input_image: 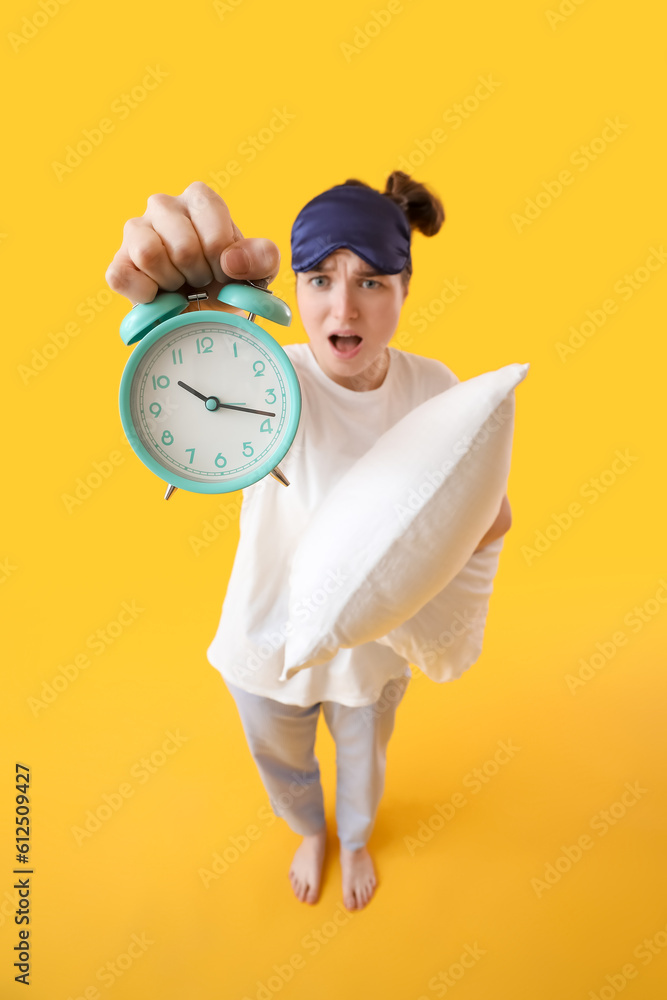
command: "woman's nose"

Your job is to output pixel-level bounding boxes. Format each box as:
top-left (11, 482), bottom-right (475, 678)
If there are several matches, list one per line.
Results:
top-left (330, 282), bottom-right (358, 320)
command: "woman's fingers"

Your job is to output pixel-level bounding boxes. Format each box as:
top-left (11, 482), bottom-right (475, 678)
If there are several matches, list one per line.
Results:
top-left (105, 181), bottom-right (281, 306)
top-left (179, 183), bottom-right (281, 283)
top-left (179, 181), bottom-right (240, 285)
top-left (105, 241), bottom-right (163, 305)
top-left (220, 237), bottom-right (281, 285)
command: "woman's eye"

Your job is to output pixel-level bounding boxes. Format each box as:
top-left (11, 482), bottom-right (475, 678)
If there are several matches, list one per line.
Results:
top-left (308, 276), bottom-right (380, 288)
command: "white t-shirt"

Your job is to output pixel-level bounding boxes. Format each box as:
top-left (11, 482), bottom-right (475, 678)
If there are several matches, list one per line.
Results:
top-left (206, 341), bottom-right (459, 707)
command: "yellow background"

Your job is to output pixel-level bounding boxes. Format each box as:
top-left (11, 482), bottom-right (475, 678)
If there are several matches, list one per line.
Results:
top-left (2, 0), bottom-right (666, 997)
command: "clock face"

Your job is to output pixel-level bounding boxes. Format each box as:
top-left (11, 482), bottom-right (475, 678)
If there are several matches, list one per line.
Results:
top-left (120, 315), bottom-right (301, 492)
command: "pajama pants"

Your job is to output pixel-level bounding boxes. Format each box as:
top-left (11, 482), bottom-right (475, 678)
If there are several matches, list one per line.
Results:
top-left (224, 674), bottom-right (410, 851)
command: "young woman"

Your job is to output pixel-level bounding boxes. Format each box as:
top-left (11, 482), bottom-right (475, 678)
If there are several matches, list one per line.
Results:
top-left (106, 173), bottom-right (511, 912)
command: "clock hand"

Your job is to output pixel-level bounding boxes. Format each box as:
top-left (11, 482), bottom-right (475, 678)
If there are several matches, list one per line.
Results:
top-left (177, 380), bottom-right (207, 402)
top-left (177, 381), bottom-right (275, 417)
top-left (212, 402), bottom-right (276, 416)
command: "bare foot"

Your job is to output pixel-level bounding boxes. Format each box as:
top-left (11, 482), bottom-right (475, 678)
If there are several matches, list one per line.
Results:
top-left (288, 826), bottom-right (327, 904)
top-left (340, 845), bottom-right (377, 910)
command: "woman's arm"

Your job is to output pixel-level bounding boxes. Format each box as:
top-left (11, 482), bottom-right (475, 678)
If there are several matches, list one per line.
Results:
top-left (473, 494), bottom-right (512, 552)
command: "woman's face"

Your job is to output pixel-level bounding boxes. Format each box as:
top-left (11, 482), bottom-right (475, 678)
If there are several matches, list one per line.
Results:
top-left (295, 248), bottom-right (408, 388)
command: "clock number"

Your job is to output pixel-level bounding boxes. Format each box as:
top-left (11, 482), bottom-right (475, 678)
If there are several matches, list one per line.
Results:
top-left (196, 337), bottom-right (214, 354)
top-left (185, 448), bottom-right (195, 464)
top-left (265, 388), bottom-right (276, 404)
top-left (260, 419), bottom-right (272, 434)
top-left (149, 403), bottom-right (161, 417)
top-left (242, 441), bottom-right (254, 457)
top-left (161, 430), bottom-right (174, 446)
top-left (253, 360), bottom-right (265, 377)
top-left (214, 453), bottom-right (227, 468)
top-left (233, 343), bottom-right (238, 358)
top-left (171, 349), bottom-right (183, 365)
top-left (152, 375), bottom-right (170, 389)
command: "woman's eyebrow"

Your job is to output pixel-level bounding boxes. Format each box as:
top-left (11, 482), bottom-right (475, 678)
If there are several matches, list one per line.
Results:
top-left (309, 261), bottom-right (384, 276)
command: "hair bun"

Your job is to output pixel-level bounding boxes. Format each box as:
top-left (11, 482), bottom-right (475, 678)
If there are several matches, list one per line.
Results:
top-left (383, 170), bottom-right (411, 213)
top-left (383, 170), bottom-right (445, 237)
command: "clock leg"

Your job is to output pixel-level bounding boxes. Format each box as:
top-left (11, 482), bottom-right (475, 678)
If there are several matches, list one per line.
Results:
top-left (164, 484), bottom-right (178, 500)
top-left (269, 465), bottom-right (290, 487)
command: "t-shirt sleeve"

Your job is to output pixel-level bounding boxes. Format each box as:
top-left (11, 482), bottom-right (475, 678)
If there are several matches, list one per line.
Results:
top-left (416, 355), bottom-right (460, 397)
top-left (435, 360), bottom-right (459, 390)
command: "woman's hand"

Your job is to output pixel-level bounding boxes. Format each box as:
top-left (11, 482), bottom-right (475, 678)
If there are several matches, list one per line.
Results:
top-left (473, 494), bottom-right (512, 553)
top-left (105, 181), bottom-right (281, 308)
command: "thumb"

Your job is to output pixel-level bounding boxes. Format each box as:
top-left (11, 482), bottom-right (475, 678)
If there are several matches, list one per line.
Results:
top-left (221, 237), bottom-right (281, 284)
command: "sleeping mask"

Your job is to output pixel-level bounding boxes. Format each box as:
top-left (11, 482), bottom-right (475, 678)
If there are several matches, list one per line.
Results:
top-left (290, 183), bottom-right (412, 275)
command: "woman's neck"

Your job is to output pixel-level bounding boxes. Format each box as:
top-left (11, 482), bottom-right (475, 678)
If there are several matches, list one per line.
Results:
top-left (317, 346), bottom-right (391, 392)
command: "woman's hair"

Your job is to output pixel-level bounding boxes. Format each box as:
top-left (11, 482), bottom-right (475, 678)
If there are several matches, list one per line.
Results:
top-left (342, 171), bottom-right (445, 286)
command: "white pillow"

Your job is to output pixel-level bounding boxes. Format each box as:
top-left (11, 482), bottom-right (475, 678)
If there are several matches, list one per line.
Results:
top-left (375, 534), bottom-right (504, 682)
top-left (279, 361), bottom-right (529, 680)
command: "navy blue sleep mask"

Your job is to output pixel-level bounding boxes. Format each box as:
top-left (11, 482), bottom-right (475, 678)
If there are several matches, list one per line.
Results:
top-left (290, 184), bottom-right (411, 275)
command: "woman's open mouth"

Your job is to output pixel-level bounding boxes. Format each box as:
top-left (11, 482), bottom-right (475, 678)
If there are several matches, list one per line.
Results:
top-left (328, 333), bottom-right (363, 358)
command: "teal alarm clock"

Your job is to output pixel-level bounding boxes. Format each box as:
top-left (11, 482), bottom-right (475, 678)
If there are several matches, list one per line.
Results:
top-left (118, 279), bottom-right (301, 499)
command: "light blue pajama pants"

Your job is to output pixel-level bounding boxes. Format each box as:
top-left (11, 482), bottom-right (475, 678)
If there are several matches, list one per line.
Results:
top-left (224, 674), bottom-right (410, 851)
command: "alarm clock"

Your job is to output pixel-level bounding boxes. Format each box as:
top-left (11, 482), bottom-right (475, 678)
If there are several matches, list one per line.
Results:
top-left (118, 279), bottom-right (301, 499)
